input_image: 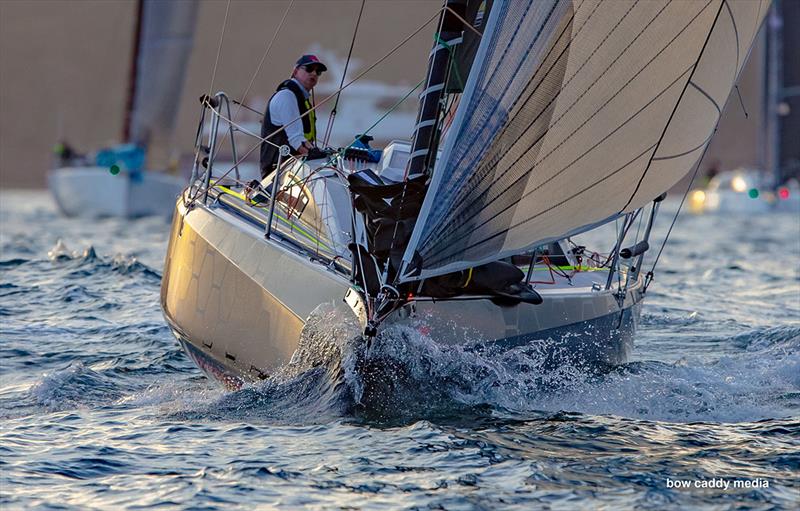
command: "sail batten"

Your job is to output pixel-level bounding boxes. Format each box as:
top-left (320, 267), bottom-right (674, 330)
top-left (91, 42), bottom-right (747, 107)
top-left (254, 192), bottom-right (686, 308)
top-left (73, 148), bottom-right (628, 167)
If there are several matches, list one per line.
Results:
top-left (400, 0), bottom-right (769, 282)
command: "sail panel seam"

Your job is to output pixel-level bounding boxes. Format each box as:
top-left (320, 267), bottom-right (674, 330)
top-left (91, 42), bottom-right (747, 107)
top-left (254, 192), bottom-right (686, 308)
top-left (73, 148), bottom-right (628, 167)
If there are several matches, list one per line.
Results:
top-left (688, 81), bottom-right (722, 114)
top-left (422, 0), bottom-right (697, 248)
top-left (619, 0), bottom-right (726, 213)
top-left (424, 1), bottom-right (711, 251)
top-left (422, 64), bottom-right (694, 266)
top-left (651, 130), bottom-right (715, 161)
top-left (723, 0), bottom-right (740, 70)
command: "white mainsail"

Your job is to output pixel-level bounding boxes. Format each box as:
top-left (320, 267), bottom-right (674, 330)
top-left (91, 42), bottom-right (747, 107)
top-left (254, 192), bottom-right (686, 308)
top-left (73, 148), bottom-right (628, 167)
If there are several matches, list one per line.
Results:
top-left (400, 0), bottom-right (769, 281)
top-left (129, 0), bottom-right (198, 151)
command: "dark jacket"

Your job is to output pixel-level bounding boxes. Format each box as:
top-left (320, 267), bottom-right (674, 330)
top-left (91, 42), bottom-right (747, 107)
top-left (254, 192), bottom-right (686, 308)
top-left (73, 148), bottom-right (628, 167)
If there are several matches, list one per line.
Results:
top-left (259, 79), bottom-right (316, 178)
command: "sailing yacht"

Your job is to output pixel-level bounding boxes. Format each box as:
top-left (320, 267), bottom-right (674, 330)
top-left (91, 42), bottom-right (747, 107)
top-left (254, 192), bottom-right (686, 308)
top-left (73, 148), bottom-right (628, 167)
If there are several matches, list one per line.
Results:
top-left (48, 0), bottom-right (196, 218)
top-left (161, 0), bottom-right (769, 388)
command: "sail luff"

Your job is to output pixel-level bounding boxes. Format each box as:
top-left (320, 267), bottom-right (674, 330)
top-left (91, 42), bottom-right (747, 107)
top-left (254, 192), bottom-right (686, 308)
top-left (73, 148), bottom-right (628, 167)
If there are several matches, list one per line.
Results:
top-left (400, 0), bottom-right (512, 279)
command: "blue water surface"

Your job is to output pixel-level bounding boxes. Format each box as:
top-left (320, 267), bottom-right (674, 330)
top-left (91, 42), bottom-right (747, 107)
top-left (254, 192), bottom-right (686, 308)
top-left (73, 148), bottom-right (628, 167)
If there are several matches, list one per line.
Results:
top-left (1, 190), bottom-right (798, 509)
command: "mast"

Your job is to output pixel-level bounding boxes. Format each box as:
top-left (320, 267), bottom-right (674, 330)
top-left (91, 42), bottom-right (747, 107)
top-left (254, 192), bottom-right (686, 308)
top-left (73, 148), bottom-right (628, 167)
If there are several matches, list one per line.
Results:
top-left (127, 0), bottom-right (198, 166)
top-left (776, 0), bottom-right (800, 184)
top-left (122, 0), bottom-right (144, 143)
top-left (766, 0), bottom-right (782, 186)
top-left (405, 0), bottom-right (467, 179)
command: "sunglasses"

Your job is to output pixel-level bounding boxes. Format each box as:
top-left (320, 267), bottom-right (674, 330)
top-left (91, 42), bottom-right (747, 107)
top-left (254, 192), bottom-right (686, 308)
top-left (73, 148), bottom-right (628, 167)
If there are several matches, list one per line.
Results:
top-left (301, 65), bottom-right (324, 75)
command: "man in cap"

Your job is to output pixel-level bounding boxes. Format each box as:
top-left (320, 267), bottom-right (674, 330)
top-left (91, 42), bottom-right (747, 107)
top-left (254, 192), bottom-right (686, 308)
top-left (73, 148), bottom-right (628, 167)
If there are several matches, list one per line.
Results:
top-left (259, 54), bottom-right (327, 179)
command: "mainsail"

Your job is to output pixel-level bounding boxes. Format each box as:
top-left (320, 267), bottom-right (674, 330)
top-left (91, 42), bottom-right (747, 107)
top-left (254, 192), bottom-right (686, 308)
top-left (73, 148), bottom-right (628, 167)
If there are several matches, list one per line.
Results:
top-left (128, 0), bottom-right (198, 158)
top-left (401, 0), bottom-right (769, 281)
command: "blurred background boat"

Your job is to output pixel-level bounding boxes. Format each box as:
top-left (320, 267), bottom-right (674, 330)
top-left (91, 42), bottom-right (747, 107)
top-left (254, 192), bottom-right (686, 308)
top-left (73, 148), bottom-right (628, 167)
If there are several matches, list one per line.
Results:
top-left (47, 0), bottom-right (197, 218)
top-left (688, 168), bottom-right (798, 214)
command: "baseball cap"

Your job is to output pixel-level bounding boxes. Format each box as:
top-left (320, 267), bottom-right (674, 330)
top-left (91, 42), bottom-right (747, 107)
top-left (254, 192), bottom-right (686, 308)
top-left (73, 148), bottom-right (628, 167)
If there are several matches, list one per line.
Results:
top-left (295, 54), bottom-right (328, 72)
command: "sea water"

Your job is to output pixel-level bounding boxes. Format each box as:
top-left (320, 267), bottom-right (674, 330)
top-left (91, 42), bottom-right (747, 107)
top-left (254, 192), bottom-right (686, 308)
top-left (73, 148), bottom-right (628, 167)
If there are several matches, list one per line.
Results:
top-left (1, 190), bottom-right (798, 509)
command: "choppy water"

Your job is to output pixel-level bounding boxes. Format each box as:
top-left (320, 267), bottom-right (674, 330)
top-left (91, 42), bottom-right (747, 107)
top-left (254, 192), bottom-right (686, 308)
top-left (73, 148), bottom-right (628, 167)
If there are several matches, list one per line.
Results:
top-left (1, 190), bottom-right (798, 509)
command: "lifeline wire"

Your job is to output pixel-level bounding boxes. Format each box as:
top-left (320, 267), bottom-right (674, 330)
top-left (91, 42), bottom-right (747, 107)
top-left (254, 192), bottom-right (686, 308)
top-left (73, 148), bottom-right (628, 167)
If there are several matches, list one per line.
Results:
top-left (645, 134), bottom-right (715, 291)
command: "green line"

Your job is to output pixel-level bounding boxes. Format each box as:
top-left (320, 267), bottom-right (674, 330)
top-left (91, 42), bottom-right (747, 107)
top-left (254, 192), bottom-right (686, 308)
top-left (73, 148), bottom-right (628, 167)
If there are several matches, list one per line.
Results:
top-left (215, 184), bottom-right (333, 251)
top-left (517, 265), bottom-right (607, 272)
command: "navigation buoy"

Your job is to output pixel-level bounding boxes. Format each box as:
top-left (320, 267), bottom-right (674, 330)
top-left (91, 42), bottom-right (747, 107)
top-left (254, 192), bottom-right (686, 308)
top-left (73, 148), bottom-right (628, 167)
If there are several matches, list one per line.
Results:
top-left (109, 164), bottom-right (120, 175)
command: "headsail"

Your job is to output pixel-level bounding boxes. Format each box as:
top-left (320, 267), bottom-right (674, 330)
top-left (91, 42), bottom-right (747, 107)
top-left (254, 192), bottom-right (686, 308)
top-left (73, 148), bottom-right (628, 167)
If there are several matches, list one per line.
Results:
top-left (401, 0), bottom-right (769, 281)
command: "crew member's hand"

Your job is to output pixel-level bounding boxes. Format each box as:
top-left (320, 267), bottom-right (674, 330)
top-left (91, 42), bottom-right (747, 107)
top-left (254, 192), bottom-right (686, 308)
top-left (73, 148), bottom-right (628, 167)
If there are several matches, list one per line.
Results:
top-left (297, 141), bottom-right (312, 156)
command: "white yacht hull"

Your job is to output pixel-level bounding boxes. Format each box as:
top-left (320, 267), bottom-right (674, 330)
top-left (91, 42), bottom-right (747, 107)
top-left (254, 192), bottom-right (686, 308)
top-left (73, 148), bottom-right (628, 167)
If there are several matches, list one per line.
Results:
top-left (48, 166), bottom-right (184, 218)
top-left (161, 195), bottom-right (645, 389)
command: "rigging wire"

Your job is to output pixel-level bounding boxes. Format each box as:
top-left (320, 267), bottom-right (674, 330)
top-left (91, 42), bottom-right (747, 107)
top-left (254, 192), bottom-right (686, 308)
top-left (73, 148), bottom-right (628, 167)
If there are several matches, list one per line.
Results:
top-left (259, 7), bottom-right (442, 146)
top-left (445, 5), bottom-right (483, 37)
top-left (207, 0), bottom-right (232, 98)
top-left (645, 137), bottom-right (714, 291)
top-left (322, 0), bottom-right (366, 147)
top-left (238, 0), bottom-right (294, 111)
top-left (230, 99), bottom-right (264, 117)
top-left (211, 0), bottom-right (295, 163)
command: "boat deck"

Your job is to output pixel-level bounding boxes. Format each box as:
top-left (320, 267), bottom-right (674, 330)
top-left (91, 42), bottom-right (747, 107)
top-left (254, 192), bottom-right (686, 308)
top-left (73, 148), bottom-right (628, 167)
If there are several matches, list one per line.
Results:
top-left (206, 183), bottom-right (352, 274)
top-left (202, 182), bottom-right (629, 296)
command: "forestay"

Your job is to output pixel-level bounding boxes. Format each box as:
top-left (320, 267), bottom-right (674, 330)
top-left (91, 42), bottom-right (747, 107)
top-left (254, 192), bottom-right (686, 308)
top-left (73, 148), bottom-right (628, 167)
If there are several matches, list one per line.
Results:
top-left (401, 0), bottom-right (769, 281)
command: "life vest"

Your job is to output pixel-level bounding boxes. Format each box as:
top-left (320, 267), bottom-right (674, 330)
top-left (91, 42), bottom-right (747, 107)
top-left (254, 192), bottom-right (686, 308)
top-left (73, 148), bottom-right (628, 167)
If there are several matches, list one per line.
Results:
top-left (259, 79), bottom-right (316, 177)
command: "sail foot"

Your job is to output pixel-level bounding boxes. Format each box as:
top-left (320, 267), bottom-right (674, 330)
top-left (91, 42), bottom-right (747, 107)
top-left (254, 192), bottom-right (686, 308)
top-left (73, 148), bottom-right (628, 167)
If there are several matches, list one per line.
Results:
top-left (348, 168), bottom-right (540, 308)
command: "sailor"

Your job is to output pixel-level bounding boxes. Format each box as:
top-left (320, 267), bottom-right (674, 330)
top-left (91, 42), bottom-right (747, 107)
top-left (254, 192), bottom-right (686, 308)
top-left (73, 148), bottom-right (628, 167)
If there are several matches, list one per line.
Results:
top-left (259, 54), bottom-right (327, 179)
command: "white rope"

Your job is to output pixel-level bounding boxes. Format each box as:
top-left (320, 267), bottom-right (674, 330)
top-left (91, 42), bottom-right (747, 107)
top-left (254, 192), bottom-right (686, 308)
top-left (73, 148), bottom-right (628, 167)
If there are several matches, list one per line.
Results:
top-left (191, 5), bottom-right (441, 203)
top-left (260, 7), bottom-right (442, 144)
top-left (212, 0), bottom-right (295, 157)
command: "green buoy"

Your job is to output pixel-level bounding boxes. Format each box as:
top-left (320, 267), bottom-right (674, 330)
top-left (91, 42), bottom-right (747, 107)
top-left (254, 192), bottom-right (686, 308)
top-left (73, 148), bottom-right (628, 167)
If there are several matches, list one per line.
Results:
top-left (109, 164), bottom-right (120, 175)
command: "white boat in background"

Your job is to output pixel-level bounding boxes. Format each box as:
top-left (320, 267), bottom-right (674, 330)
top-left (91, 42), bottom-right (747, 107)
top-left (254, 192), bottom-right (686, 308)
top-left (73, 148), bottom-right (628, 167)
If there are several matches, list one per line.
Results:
top-left (48, 166), bottom-right (184, 219)
top-left (688, 169), bottom-right (799, 214)
top-left (161, 0), bottom-right (769, 393)
top-left (48, 0), bottom-right (197, 219)
top-left (689, 168), bottom-right (773, 214)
